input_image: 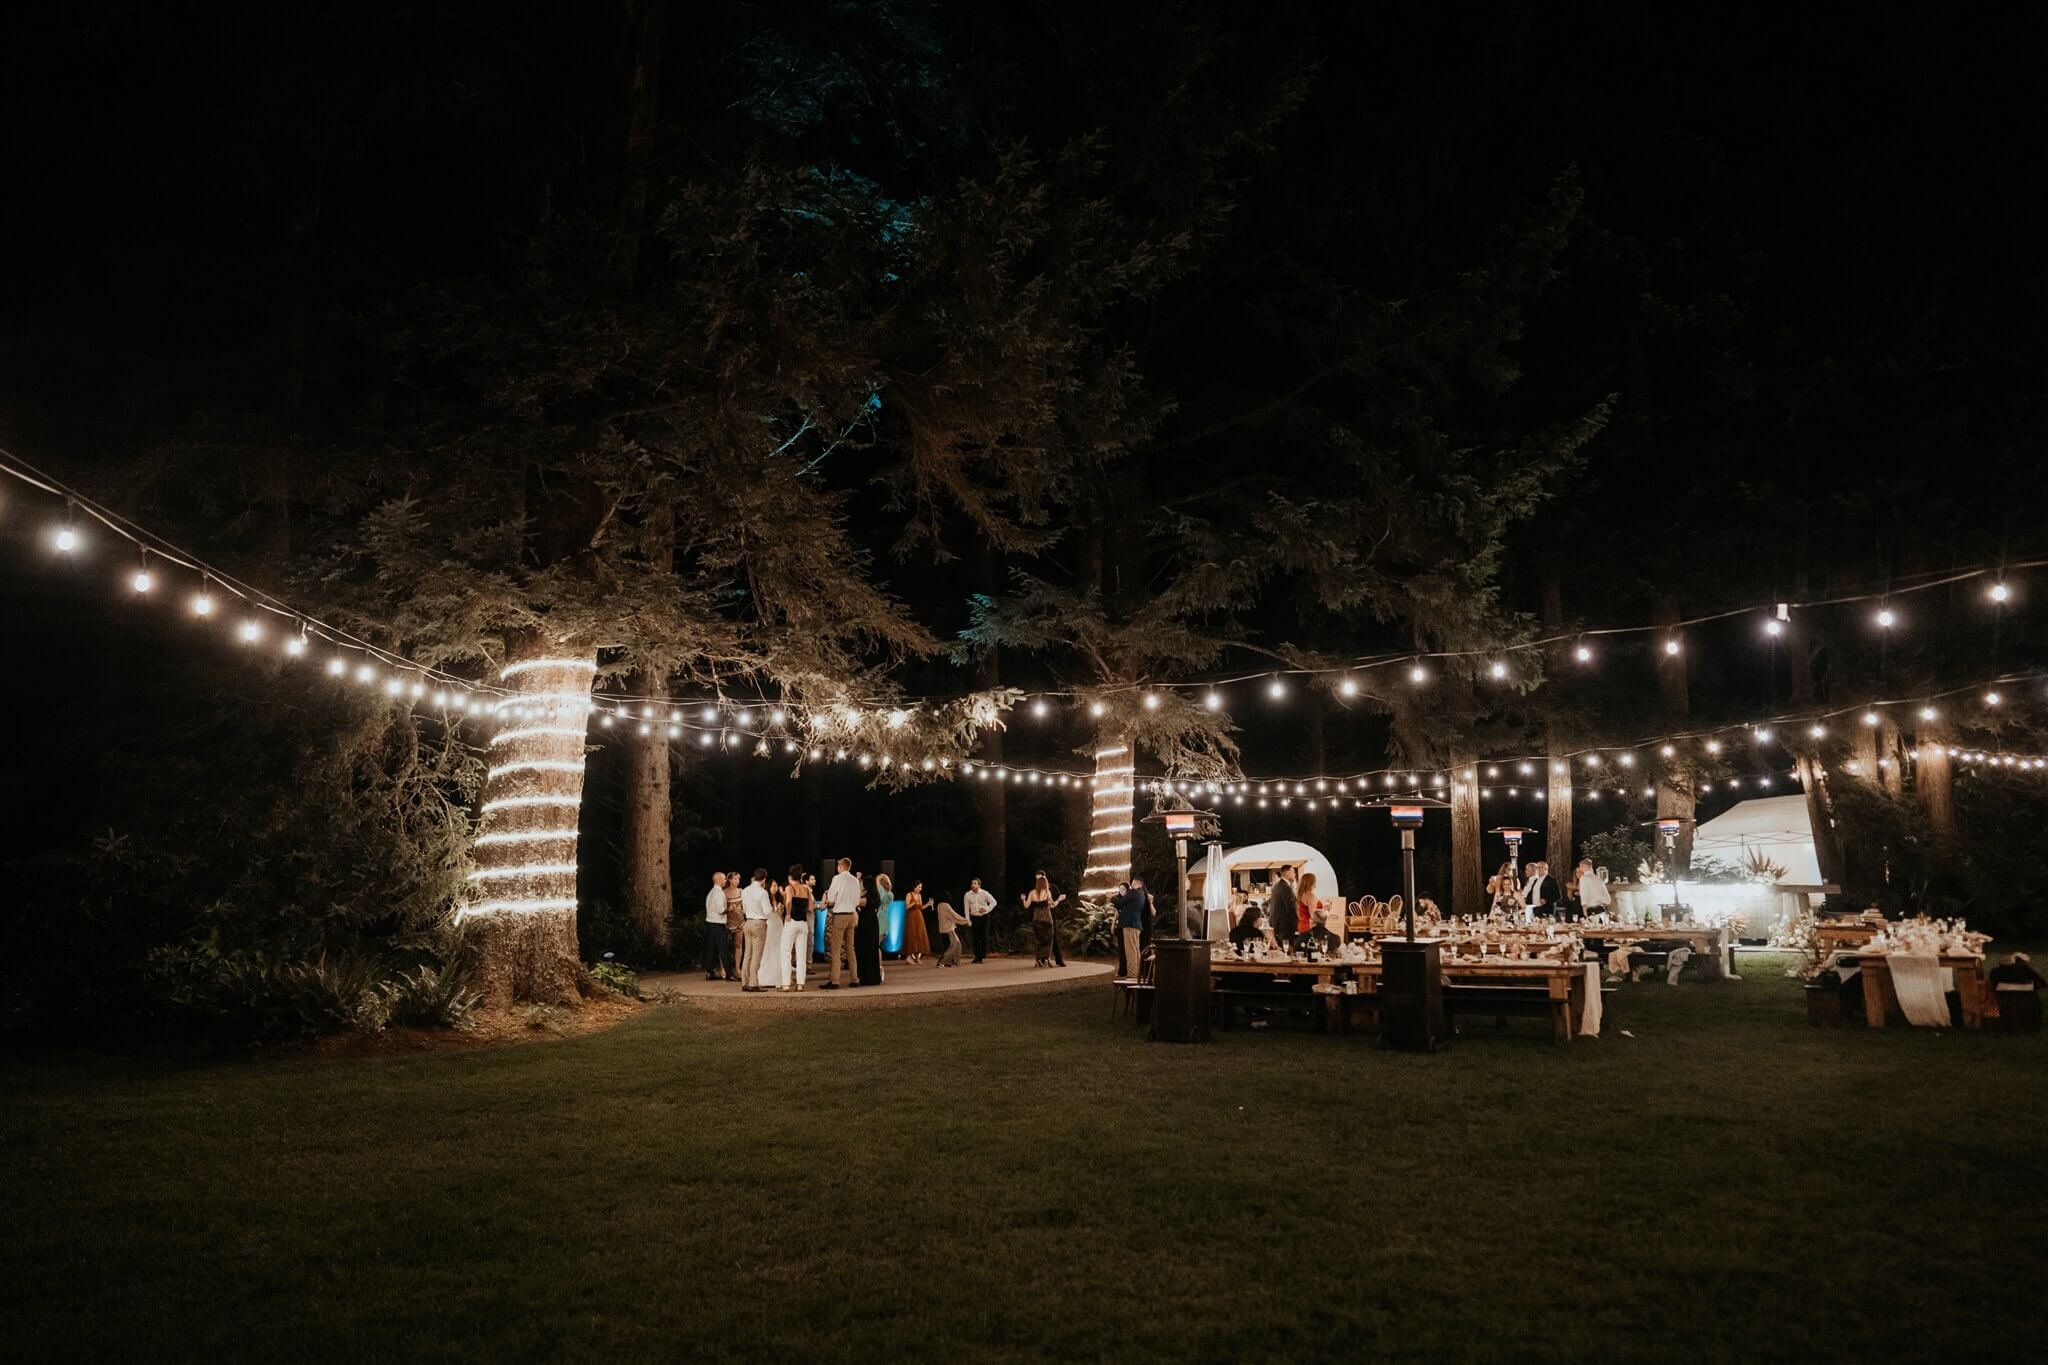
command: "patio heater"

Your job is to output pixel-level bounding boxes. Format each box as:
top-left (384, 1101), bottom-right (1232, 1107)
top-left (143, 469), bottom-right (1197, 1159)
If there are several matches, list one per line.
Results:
top-left (1373, 797), bottom-right (1451, 1052)
top-left (1489, 825), bottom-right (1531, 911)
top-left (1140, 795), bottom-right (1220, 1043)
top-left (1650, 817), bottom-right (1690, 924)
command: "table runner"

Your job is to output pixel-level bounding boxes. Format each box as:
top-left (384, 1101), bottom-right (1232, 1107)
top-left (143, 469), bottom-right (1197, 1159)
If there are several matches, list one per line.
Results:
top-left (1579, 962), bottom-right (1602, 1037)
top-left (1889, 952), bottom-right (1951, 1027)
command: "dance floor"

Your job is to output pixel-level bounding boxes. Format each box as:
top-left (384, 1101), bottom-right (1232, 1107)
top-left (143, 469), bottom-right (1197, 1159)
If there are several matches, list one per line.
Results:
top-left (642, 954), bottom-right (1112, 1001)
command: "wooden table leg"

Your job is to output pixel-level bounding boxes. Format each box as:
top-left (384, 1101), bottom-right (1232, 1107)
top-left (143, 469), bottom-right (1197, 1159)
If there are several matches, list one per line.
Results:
top-left (1551, 976), bottom-right (1574, 1044)
top-left (1862, 963), bottom-right (1890, 1028)
top-left (1956, 965), bottom-right (1986, 1030)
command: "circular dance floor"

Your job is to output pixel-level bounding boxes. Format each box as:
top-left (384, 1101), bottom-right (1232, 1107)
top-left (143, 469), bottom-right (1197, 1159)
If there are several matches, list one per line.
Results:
top-left (642, 955), bottom-right (1112, 1002)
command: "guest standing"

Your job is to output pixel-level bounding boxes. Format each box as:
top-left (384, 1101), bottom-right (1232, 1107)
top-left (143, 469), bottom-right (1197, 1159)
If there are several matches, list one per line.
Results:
top-left (1023, 874), bottom-right (1064, 966)
top-left (702, 871), bottom-right (734, 981)
top-left (724, 871), bottom-right (747, 981)
top-left (1487, 861), bottom-right (1521, 915)
top-left (936, 897), bottom-right (967, 967)
top-left (1039, 871), bottom-right (1069, 966)
top-left (757, 873), bottom-right (789, 991)
top-left (963, 878), bottom-right (997, 963)
top-left (902, 881), bottom-right (931, 964)
top-left (1115, 877), bottom-right (1149, 978)
top-left (1295, 871), bottom-right (1322, 939)
top-left (1524, 861), bottom-right (1563, 918)
top-left (1266, 866), bottom-right (1299, 951)
top-left (1574, 859), bottom-right (1610, 920)
top-left (740, 869), bottom-right (774, 991)
top-left (855, 873), bottom-right (887, 986)
top-left (822, 857), bottom-right (862, 989)
top-left (780, 864), bottom-right (812, 990)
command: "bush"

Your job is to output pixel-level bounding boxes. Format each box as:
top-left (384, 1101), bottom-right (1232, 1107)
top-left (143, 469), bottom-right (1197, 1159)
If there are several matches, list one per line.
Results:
top-left (381, 959), bottom-right (482, 1028)
top-left (586, 959), bottom-right (640, 997)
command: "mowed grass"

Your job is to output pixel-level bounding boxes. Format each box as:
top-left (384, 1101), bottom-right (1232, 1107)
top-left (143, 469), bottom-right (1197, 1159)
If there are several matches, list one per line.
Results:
top-left (3, 958), bottom-right (2045, 1364)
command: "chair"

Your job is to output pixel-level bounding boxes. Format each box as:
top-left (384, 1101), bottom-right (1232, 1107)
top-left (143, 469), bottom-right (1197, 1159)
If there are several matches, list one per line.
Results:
top-left (1112, 946), bottom-right (1158, 1022)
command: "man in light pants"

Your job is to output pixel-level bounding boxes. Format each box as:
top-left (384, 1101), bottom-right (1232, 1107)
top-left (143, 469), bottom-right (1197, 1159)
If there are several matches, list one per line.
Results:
top-left (821, 856), bottom-right (863, 989)
top-left (740, 868), bottom-right (774, 991)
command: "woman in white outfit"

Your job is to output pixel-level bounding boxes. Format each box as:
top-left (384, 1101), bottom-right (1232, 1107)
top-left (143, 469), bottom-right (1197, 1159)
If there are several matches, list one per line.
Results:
top-left (756, 875), bottom-right (790, 991)
top-left (779, 863), bottom-right (811, 990)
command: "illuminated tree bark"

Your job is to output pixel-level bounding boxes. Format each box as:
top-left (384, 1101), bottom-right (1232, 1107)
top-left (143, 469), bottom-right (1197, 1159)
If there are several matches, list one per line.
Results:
top-left (461, 640), bottom-right (594, 1004)
top-left (1080, 724), bottom-right (1136, 900)
top-left (1546, 746), bottom-right (1573, 870)
top-left (1913, 719), bottom-right (1957, 846)
top-left (1451, 750), bottom-right (1482, 919)
top-left (619, 667), bottom-right (673, 953)
top-left (1794, 752), bottom-right (1845, 886)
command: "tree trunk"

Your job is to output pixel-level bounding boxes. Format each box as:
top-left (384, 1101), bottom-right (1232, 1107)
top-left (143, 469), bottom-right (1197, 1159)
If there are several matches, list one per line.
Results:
top-left (1653, 596), bottom-right (1695, 870)
top-left (971, 544), bottom-right (1009, 901)
top-left (620, 666), bottom-right (672, 953)
top-left (1450, 750), bottom-right (1483, 919)
top-left (1877, 715), bottom-right (1905, 799)
top-left (1914, 720), bottom-right (1957, 846)
top-left (1546, 746), bottom-right (1573, 871)
top-left (462, 634), bottom-right (594, 1005)
top-left (605, 0), bottom-right (666, 292)
top-left (1539, 574), bottom-right (1573, 874)
top-left (1794, 753), bottom-right (1845, 886)
top-left (1081, 721), bottom-right (1135, 902)
top-left (1303, 694), bottom-right (1328, 851)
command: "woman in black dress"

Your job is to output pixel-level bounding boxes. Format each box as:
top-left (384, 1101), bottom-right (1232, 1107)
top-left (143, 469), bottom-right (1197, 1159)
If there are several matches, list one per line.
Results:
top-left (853, 872), bottom-right (886, 986)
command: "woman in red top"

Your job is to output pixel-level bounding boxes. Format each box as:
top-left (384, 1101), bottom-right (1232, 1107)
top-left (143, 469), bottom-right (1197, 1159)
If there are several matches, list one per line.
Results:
top-left (1296, 871), bottom-right (1322, 935)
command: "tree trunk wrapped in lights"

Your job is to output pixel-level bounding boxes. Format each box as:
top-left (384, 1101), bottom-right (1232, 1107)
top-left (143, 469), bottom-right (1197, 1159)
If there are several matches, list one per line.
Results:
top-left (1081, 727), bottom-right (1136, 900)
top-left (461, 644), bottom-right (595, 1005)
top-left (1450, 751), bottom-right (1482, 919)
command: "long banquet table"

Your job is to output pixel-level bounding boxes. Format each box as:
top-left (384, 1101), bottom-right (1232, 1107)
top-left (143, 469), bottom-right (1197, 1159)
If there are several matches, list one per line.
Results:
top-left (1838, 950), bottom-right (1990, 1029)
top-left (1209, 955), bottom-right (1595, 1042)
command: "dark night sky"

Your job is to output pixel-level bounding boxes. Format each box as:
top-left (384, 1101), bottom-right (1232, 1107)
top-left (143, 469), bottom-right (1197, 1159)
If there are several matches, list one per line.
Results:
top-left (3, 3), bottom-right (2045, 913)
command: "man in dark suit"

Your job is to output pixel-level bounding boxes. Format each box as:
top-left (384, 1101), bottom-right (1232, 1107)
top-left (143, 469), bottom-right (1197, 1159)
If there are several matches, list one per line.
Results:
top-left (1525, 860), bottom-right (1565, 918)
top-left (1266, 866), bottom-right (1299, 950)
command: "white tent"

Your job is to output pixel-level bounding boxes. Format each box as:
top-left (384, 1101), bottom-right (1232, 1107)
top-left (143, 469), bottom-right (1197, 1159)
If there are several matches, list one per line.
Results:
top-left (1690, 795), bottom-right (1822, 885)
top-left (1187, 839), bottom-right (1341, 919)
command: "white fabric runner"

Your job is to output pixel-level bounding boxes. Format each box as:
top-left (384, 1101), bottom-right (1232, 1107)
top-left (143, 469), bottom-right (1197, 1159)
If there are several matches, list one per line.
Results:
top-left (1579, 962), bottom-right (1602, 1037)
top-left (1888, 952), bottom-right (1951, 1027)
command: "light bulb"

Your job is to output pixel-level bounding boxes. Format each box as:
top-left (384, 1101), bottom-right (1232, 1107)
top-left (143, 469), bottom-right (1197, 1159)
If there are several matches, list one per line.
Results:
top-left (1862, 711), bottom-right (1879, 726)
top-left (1986, 691), bottom-right (2003, 706)
top-left (1205, 691), bottom-right (1223, 710)
top-left (1705, 740), bottom-right (1722, 754)
top-left (1808, 724), bottom-right (1826, 739)
top-left (698, 732), bottom-right (713, 747)
top-left (327, 658), bottom-right (346, 676)
top-left (1990, 582), bottom-right (2010, 603)
top-left (1517, 762), bottom-right (1531, 775)
top-left (1875, 608), bottom-right (1895, 628)
top-left (54, 527), bottom-right (80, 553)
top-left (700, 706), bottom-right (716, 723)
top-left (1089, 701), bottom-right (1106, 718)
top-left (237, 621), bottom-right (262, 643)
top-left (1763, 618), bottom-right (1783, 637)
top-left (887, 709), bottom-right (909, 729)
top-left (284, 636), bottom-right (306, 657)
top-left (1919, 706), bottom-right (1937, 721)
top-left (1338, 677), bottom-right (1358, 697)
top-left (1575, 644), bottom-right (1592, 662)
top-left (1489, 661), bottom-right (1508, 680)
top-left (384, 677), bottom-right (404, 696)
top-left (769, 708), bottom-right (785, 726)
top-left (356, 665), bottom-right (376, 683)
top-left (1585, 754), bottom-right (1601, 767)
top-left (1754, 727), bottom-right (1772, 742)
top-left (1619, 753), bottom-right (1635, 767)
top-left (1267, 678), bottom-right (1286, 699)
top-left (1409, 664), bottom-right (1428, 685)
top-left (736, 710), bottom-right (753, 728)
top-left (1032, 700), bottom-right (1049, 719)
top-left (131, 570), bottom-right (153, 593)
top-left (192, 593), bottom-right (215, 616)
top-left (1143, 692), bottom-right (1161, 711)
top-left (668, 725), bottom-right (681, 738)
top-left (1660, 744), bottom-right (1675, 758)
top-left (1663, 638), bottom-right (1681, 656)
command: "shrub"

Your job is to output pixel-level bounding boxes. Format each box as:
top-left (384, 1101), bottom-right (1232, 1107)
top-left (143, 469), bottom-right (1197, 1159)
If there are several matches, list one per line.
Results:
top-left (381, 960), bottom-right (482, 1028)
top-left (586, 959), bottom-right (640, 997)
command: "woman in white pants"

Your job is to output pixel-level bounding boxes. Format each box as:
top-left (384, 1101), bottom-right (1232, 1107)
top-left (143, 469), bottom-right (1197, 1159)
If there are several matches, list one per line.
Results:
top-left (756, 877), bottom-right (789, 991)
top-left (779, 863), bottom-right (811, 990)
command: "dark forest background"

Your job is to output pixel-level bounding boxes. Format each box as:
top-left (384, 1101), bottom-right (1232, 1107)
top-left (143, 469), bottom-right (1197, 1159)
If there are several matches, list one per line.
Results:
top-left (4, 3), bottom-right (2047, 1034)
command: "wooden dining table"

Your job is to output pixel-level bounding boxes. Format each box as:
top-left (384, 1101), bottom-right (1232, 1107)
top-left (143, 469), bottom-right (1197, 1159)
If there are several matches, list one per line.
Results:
top-left (1209, 954), bottom-right (1593, 1041)
top-left (1572, 922), bottom-right (1732, 978)
top-left (1840, 950), bottom-right (1990, 1029)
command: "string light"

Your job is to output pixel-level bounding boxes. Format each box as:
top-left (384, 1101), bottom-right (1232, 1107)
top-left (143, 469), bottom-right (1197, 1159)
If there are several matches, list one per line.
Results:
top-left (1574, 644), bottom-right (1593, 662)
top-left (1338, 677), bottom-right (1358, 697)
top-left (284, 635), bottom-right (306, 657)
top-left (1990, 582), bottom-right (2011, 603)
top-left (1985, 691), bottom-right (2003, 706)
top-left (1762, 618), bottom-right (1783, 637)
top-left (1267, 677), bottom-right (1287, 699)
top-left (1663, 638), bottom-right (1681, 656)
top-left (1409, 664), bottom-right (1428, 685)
top-left (1143, 692), bottom-right (1162, 710)
top-left (191, 592), bottom-right (214, 616)
top-left (1488, 661), bottom-right (1508, 680)
top-left (1205, 690), bottom-right (1224, 710)
top-left (131, 569), bottom-right (152, 593)
top-left (53, 526), bottom-right (79, 553)
top-left (1033, 700), bottom-right (1049, 719)
top-left (1875, 608), bottom-right (1896, 629)
top-left (1862, 710), bottom-right (1879, 726)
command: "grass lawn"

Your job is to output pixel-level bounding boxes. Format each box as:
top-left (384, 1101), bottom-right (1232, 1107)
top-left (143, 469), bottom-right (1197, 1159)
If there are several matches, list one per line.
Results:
top-left (4, 957), bottom-right (2044, 1363)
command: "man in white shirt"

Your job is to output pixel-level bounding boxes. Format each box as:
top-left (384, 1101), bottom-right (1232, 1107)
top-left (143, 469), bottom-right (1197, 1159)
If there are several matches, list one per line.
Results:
top-left (1574, 858), bottom-right (1610, 920)
top-left (963, 877), bottom-right (997, 963)
top-left (702, 871), bottom-right (734, 981)
top-left (740, 868), bottom-right (774, 991)
top-left (821, 856), bottom-right (864, 988)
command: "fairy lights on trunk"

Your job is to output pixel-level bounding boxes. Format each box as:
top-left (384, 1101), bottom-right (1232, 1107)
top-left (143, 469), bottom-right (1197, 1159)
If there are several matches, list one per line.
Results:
top-left (1081, 729), bottom-right (1136, 898)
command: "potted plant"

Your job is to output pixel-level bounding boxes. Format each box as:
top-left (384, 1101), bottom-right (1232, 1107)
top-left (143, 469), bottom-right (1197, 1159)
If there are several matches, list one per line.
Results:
top-left (1781, 909), bottom-right (1844, 1026)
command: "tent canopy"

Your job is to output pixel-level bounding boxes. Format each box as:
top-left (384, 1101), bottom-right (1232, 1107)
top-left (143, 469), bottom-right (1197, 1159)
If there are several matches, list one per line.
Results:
top-left (1187, 839), bottom-right (1340, 908)
top-left (1689, 795), bottom-right (1821, 885)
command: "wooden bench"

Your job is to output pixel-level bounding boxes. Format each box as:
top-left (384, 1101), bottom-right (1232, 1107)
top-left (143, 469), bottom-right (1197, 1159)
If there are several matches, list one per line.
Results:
top-left (1211, 977), bottom-right (1323, 1028)
top-left (1439, 981), bottom-right (1614, 1044)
